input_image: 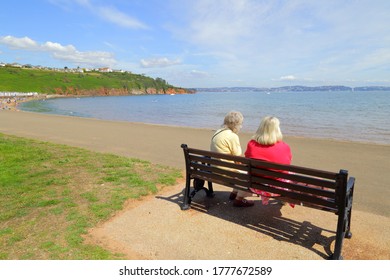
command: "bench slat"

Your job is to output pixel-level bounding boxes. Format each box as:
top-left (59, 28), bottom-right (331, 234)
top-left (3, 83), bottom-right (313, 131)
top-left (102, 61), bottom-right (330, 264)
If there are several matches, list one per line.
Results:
top-left (190, 162), bottom-right (249, 181)
top-left (190, 169), bottom-right (251, 190)
top-left (251, 181), bottom-right (337, 210)
top-left (248, 158), bottom-right (338, 180)
top-left (189, 154), bottom-right (249, 172)
top-left (250, 167), bottom-right (337, 189)
top-left (187, 148), bottom-right (251, 164)
top-left (188, 147), bottom-right (338, 180)
top-left (251, 176), bottom-right (336, 199)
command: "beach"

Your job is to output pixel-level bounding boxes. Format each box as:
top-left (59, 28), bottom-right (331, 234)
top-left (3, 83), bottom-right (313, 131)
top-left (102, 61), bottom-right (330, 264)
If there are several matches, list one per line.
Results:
top-left (0, 110), bottom-right (389, 259)
top-left (0, 93), bottom-right (48, 111)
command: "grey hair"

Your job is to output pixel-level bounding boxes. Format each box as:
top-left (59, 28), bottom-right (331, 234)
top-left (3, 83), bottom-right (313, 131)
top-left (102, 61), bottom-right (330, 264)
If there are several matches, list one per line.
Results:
top-left (252, 116), bottom-right (283, 145)
top-left (223, 111), bottom-right (244, 133)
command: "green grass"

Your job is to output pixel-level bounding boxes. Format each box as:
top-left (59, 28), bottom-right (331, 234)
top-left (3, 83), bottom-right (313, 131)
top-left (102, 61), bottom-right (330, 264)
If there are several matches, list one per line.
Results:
top-left (0, 133), bottom-right (182, 259)
top-left (0, 66), bottom-right (186, 94)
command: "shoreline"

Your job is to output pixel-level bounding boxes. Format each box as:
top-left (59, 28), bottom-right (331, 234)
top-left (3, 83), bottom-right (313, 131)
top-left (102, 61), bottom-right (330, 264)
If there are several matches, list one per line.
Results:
top-left (13, 104), bottom-right (390, 147)
top-left (15, 93), bottom-right (390, 146)
top-left (1, 93), bottom-right (51, 111)
top-left (0, 109), bottom-right (389, 218)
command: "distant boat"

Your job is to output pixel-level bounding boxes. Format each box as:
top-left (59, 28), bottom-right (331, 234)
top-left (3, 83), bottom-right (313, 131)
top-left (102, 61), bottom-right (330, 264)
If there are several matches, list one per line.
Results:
top-left (170, 94), bottom-right (175, 96)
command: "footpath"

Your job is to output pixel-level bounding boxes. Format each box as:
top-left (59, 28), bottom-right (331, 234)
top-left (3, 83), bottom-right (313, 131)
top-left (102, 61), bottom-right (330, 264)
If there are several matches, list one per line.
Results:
top-left (88, 181), bottom-right (389, 260)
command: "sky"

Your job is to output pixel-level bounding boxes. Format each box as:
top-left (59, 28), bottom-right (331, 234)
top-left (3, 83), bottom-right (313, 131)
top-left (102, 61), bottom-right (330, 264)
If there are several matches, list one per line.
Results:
top-left (1, 0), bottom-right (389, 88)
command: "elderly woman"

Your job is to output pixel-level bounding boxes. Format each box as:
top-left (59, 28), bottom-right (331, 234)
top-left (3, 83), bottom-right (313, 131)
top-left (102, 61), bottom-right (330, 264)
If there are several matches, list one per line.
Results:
top-left (245, 116), bottom-right (292, 205)
top-left (210, 111), bottom-right (255, 207)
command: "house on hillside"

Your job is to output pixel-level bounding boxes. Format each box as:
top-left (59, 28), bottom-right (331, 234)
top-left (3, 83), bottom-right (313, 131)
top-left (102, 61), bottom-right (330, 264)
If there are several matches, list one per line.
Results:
top-left (98, 67), bottom-right (112, 73)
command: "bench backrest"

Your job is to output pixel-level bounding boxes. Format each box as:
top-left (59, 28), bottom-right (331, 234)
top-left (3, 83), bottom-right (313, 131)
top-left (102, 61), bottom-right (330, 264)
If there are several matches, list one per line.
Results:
top-left (182, 144), bottom-right (348, 213)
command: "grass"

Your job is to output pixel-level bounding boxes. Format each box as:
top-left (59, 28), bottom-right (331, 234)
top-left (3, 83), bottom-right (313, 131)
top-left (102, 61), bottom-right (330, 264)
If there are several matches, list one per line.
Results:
top-left (0, 133), bottom-right (182, 259)
top-left (0, 66), bottom-right (183, 94)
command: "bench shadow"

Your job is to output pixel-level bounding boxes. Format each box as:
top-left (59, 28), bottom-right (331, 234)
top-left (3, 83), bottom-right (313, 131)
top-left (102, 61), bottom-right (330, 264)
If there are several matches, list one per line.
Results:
top-left (156, 188), bottom-right (336, 259)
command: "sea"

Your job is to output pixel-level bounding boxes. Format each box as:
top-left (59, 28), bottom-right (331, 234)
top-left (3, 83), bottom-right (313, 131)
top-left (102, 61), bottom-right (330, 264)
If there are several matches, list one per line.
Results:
top-left (19, 90), bottom-right (390, 145)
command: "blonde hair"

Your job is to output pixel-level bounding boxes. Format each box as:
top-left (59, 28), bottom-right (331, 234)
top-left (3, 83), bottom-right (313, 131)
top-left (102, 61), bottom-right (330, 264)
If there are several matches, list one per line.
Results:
top-left (252, 116), bottom-right (283, 145)
top-left (223, 111), bottom-right (243, 133)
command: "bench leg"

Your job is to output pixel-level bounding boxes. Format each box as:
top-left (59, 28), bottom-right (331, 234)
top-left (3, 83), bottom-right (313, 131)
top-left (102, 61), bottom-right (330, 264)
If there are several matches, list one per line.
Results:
top-left (328, 254), bottom-right (343, 260)
top-left (206, 181), bottom-right (215, 197)
top-left (181, 176), bottom-right (192, 210)
top-left (345, 196), bottom-right (353, 239)
top-left (193, 178), bottom-right (214, 197)
top-left (345, 210), bottom-right (353, 239)
top-left (332, 211), bottom-right (347, 260)
top-left (182, 178), bottom-right (215, 210)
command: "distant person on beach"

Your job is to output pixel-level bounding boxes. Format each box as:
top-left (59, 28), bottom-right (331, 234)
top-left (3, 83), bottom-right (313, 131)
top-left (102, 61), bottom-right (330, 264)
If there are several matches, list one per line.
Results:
top-left (210, 111), bottom-right (255, 207)
top-left (244, 116), bottom-right (292, 205)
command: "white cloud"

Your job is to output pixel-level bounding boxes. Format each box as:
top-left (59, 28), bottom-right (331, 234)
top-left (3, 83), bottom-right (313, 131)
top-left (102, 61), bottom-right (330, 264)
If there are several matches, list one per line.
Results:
top-left (0, 35), bottom-right (116, 67)
top-left (176, 0), bottom-right (269, 49)
top-left (0, 36), bottom-right (38, 49)
top-left (189, 70), bottom-right (209, 78)
top-left (280, 75), bottom-right (297, 81)
top-left (96, 6), bottom-right (148, 29)
top-left (50, 0), bottom-right (148, 29)
top-left (140, 57), bottom-right (181, 68)
top-left (42, 41), bottom-right (76, 53)
top-left (3, 1), bottom-right (389, 87)
top-left (168, 0), bottom-right (390, 86)
top-left (52, 50), bottom-right (116, 66)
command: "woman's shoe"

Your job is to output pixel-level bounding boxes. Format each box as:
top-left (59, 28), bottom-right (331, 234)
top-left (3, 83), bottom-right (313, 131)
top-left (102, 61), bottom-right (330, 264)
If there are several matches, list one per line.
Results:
top-left (229, 192), bottom-right (237, 200)
top-left (233, 198), bottom-right (254, 207)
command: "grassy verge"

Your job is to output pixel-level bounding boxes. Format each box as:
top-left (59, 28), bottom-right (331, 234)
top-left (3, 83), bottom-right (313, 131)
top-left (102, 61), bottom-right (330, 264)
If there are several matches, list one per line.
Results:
top-left (0, 133), bottom-right (182, 259)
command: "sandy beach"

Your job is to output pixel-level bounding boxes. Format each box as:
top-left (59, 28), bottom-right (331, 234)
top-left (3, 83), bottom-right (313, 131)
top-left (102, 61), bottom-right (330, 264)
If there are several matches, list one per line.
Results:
top-left (0, 110), bottom-right (389, 259)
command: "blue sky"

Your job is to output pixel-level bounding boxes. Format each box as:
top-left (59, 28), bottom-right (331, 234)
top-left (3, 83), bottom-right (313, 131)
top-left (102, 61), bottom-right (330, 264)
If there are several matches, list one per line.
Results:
top-left (1, 0), bottom-right (389, 88)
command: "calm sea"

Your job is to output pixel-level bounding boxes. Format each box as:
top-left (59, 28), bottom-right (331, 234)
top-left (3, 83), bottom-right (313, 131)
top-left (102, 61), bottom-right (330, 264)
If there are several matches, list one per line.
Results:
top-left (19, 90), bottom-right (390, 145)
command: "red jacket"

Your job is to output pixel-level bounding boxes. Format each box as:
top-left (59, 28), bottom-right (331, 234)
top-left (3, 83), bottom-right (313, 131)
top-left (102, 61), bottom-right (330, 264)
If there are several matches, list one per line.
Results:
top-left (244, 140), bottom-right (292, 164)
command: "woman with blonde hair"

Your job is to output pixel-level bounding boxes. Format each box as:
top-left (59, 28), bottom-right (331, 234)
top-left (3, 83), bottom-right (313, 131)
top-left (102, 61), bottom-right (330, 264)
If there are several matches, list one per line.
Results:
top-left (245, 116), bottom-right (291, 163)
top-left (245, 116), bottom-right (292, 204)
top-left (210, 111), bottom-right (255, 207)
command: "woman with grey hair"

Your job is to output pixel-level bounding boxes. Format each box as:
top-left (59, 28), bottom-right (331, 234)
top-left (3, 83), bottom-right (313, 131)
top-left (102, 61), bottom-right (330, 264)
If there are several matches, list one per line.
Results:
top-left (210, 111), bottom-right (255, 207)
top-left (210, 111), bottom-right (243, 154)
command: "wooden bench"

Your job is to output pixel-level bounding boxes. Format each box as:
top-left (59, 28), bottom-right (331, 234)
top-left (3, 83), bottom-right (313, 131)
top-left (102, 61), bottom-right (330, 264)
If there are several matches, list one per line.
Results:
top-left (180, 144), bottom-right (355, 260)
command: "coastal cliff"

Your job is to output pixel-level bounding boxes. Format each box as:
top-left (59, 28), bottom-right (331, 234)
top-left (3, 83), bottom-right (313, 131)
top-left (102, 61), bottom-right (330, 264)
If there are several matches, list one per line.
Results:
top-left (52, 86), bottom-right (193, 96)
top-left (0, 66), bottom-right (195, 96)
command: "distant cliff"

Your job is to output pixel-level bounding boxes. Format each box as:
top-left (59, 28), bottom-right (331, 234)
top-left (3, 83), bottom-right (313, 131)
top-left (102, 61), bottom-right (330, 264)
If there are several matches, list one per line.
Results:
top-left (196, 85), bottom-right (390, 92)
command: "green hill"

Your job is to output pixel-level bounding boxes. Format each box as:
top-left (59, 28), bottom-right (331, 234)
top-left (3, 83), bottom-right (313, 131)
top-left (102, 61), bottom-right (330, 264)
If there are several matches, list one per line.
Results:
top-left (0, 66), bottom-right (191, 95)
